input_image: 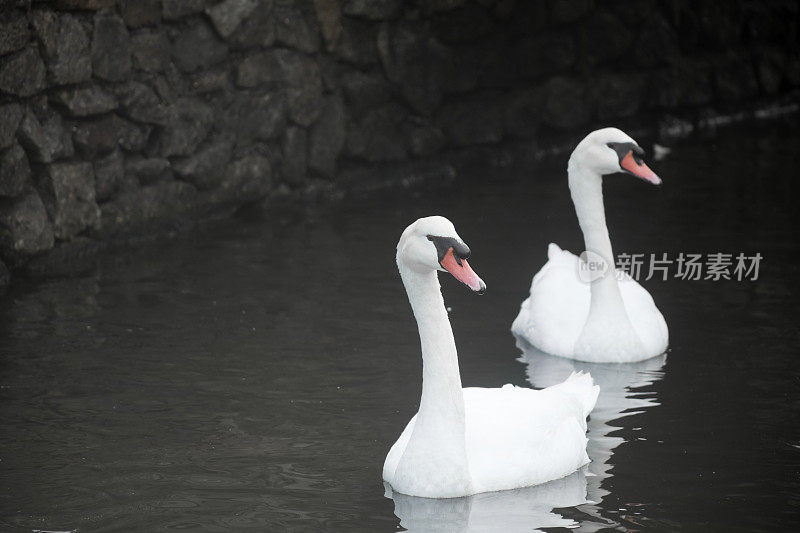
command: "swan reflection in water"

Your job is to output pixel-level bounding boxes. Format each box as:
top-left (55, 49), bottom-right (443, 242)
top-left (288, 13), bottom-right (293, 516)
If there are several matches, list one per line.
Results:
top-left (519, 339), bottom-right (667, 530)
top-left (385, 342), bottom-right (665, 532)
top-left (386, 467), bottom-right (588, 532)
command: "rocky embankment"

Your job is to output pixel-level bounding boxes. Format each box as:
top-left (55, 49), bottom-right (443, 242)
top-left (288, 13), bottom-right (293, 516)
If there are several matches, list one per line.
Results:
top-left (1, 0), bottom-right (799, 290)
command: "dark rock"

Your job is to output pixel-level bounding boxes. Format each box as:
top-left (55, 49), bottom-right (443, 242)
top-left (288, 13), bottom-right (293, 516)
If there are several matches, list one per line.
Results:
top-left (230, 0), bottom-right (276, 49)
top-left (786, 53), bottom-right (800, 87)
top-left (163, 0), bottom-right (211, 20)
top-left (1, 9), bottom-right (31, 56)
top-left (631, 12), bottom-right (680, 68)
top-left (94, 149), bottom-right (124, 201)
top-left (505, 1), bottom-right (547, 36)
top-left (274, 0), bottom-right (320, 54)
top-left (116, 81), bottom-right (169, 125)
top-left (503, 88), bottom-right (542, 138)
top-left (0, 144), bottom-right (32, 198)
top-left (172, 18), bottom-right (229, 72)
top-left (593, 74), bottom-right (647, 121)
top-left (343, 0), bottom-right (402, 20)
top-left (0, 258), bottom-right (9, 292)
top-left (755, 48), bottom-right (786, 95)
top-left (539, 77), bottom-right (592, 130)
top-left (173, 135), bottom-right (234, 189)
top-left (378, 22), bottom-right (450, 116)
top-left (0, 192), bottom-right (55, 258)
top-left (314, 0), bottom-right (342, 51)
top-left (606, 0), bottom-right (657, 26)
top-left (99, 181), bottom-right (198, 236)
top-left (18, 108), bottom-right (71, 163)
top-left (438, 93), bottom-right (504, 146)
top-left (120, 0), bottom-right (162, 27)
top-left (490, 0), bottom-right (516, 20)
top-left (334, 17), bottom-right (379, 66)
top-left (576, 12), bottom-right (632, 67)
top-left (189, 67), bottom-right (232, 94)
top-left (431, 2), bottom-right (495, 42)
top-left (116, 115), bottom-right (152, 151)
top-left (218, 154), bottom-right (272, 201)
top-left (17, 109), bottom-right (48, 163)
top-left (309, 95), bottom-right (346, 178)
top-left (408, 122), bottom-right (445, 157)
top-left (91, 12), bottom-right (132, 81)
top-left (651, 61), bottom-right (713, 108)
top-left (236, 49), bottom-right (323, 126)
top-left (346, 103), bottom-right (408, 161)
top-left (234, 52), bottom-right (271, 87)
top-left (281, 126), bottom-right (307, 185)
top-left (31, 10), bottom-right (92, 85)
top-left (426, 0), bottom-right (468, 12)
top-left (459, 36), bottom-right (515, 89)
top-left (36, 161), bottom-right (100, 240)
top-left (52, 85), bottom-right (118, 117)
top-left (0, 46), bottom-right (46, 97)
top-left (340, 70), bottom-right (392, 112)
top-left (443, 46), bottom-right (478, 93)
top-left (316, 54), bottom-right (339, 91)
top-left (714, 54), bottom-right (759, 102)
top-left (125, 156), bottom-right (171, 184)
top-left (160, 98), bottom-right (214, 157)
top-left (54, 0), bottom-right (116, 9)
top-left (0, 103), bottom-right (24, 150)
top-left (548, 0), bottom-right (591, 24)
top-left (206, 0), bottom-right (259, 38)
top-left (223, 91), bottom-right (287, 142)
top-left (131, 29), bottom-right (170, 72)
top-left (518, 32), bottom-right (575, 78)
top-left (39, 108), bottom-right (74, 160)
top-left (696, 0), bottom-right (741, 51)
top-left (73, 114), bottom-right (123, 157)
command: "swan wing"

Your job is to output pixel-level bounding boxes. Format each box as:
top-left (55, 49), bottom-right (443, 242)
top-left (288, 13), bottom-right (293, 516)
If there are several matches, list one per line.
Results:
top-left (618, 271), bottom-right (669, 356)
top-left (463, 372), bottom-right (598, 494)
top-left (512, 244), bottom-right (589, 358)
top-left (383, 415), bottom-right (416, 483)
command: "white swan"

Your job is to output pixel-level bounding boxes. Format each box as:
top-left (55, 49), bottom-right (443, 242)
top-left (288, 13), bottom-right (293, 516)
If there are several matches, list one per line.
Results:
top-left (383, 216), bottom-right (599, 499)
top-left (512, 128), bottom-right (669, 363)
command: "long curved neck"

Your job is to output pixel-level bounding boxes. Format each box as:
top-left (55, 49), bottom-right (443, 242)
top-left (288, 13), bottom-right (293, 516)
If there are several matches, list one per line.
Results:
top-left (568, 160), bottom-right (613, 262)
top-left (397, 261), bottom-right (468, 476)
top-left (399, 264), bottom-right (466, 433)
top-left (567, 159), bottom-right (625, 315)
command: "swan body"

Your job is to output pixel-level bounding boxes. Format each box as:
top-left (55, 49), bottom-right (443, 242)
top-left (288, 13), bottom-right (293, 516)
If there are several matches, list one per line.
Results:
top-left (512, 128), bottom-right (668, 363)
top-left (384, 216), bottom-right (599, 498)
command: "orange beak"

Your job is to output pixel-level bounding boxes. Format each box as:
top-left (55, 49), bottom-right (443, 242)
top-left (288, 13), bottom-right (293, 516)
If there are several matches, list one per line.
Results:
top-left (440, 248), bottom-right (486, 294)
top-left (621, 151), bottom-right (661, 185)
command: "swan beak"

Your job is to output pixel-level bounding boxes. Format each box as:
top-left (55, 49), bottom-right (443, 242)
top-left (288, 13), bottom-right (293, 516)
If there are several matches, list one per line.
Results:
top-left (621, 151), bottom-right (661, 185)
top-left (441, 248), bottom-right (486, 294)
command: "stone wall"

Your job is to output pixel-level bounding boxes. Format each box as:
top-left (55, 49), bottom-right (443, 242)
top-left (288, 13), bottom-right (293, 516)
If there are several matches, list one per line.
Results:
top-left (1, 0), bottom-right (799, 288)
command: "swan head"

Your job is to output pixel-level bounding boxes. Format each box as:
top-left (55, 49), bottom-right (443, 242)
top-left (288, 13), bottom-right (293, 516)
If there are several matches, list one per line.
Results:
top-left (397, 216), bottom-right (486, 294)
top-left (569, 127), bottom-right (661, 185)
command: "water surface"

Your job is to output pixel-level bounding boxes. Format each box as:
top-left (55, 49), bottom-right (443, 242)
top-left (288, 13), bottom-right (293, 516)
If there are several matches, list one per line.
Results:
top-left (1, 122), bottom-right (798, 531)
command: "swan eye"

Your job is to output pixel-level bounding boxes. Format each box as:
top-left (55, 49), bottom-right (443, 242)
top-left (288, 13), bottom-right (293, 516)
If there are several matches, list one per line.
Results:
top-left (607, 142), bottom-right (645, 167)
top-left (427, 235), bottom-right (471, 265)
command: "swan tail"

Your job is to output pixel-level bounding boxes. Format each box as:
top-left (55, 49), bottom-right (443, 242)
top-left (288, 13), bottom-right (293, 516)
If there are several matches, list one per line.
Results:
top-left (547, 243), bottom-right (563, 261)
top-left (552, 371), bottom-right (600, 419)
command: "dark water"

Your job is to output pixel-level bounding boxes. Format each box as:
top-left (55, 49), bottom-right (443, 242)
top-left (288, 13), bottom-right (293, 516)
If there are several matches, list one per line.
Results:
top-left (2, 122), bottom-right (799, 532)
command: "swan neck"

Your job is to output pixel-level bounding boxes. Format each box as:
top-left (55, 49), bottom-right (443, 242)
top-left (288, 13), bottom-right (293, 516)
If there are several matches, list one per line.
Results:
top-left (568, 160), bottom-right (627, 312)
top-left (397, 261), bottom-right (469, 481)
top-left (568, 163), bottom-right (614, 262)
top-left (399, 265), bottom-right (466, 425)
